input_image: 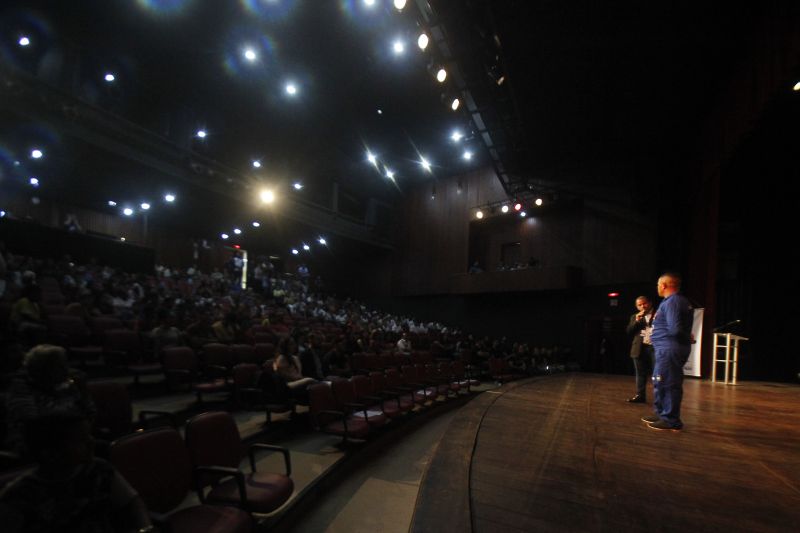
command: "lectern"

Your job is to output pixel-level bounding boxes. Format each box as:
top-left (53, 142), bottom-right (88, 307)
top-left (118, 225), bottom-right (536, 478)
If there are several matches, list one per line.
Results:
top-left (711, 333), bottom-right (748, 385)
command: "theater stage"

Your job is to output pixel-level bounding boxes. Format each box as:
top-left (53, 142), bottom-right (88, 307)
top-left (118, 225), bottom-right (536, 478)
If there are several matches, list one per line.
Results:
top-left (411, 373), bottom-right (800, 532)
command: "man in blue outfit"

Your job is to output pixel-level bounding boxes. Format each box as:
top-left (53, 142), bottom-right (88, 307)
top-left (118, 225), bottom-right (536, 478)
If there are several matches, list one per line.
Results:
top-left (642, 273), bottom-right (693, 431)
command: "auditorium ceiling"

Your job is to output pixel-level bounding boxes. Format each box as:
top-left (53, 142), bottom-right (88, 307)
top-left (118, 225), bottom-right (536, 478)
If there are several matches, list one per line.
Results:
top-left (0, 0), bottom-right (766, 243)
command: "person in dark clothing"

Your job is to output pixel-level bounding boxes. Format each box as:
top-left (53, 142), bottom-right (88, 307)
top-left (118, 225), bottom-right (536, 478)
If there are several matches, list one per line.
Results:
top-left (625, 296), bottom-right (656, 403)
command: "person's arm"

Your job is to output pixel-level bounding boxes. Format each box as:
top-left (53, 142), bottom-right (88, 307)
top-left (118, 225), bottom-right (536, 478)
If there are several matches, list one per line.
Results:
top-left (626, 314), bottom-right (644, 336)
top-left (108, 469), bottom-right (153, 533)
top-left (664, 299), bottom-right (692, 344)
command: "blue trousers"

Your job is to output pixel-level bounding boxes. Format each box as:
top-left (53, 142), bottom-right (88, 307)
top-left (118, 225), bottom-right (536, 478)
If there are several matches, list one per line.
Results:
top-left (652, 347), bottom-right (690, 427)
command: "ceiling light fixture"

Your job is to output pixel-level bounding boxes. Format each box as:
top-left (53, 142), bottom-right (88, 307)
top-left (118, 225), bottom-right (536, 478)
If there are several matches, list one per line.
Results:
top-left (535, 198), bottom-right (543, 206)
top-left (501, 205), bottom-right (509, 213)
top-left (420, 157), bottom-right (432, 172)
top-left (18, 36), bottom-right (30, 47)
top-left (417, 33), bottom-right (429, 50)
top-left (318, 237), bottom-right (327, 245)
top-left (367, 151), bottom-right (378, 166)
top-left (293, 182), bottom-right (303, 190)
top-left (164, 194), bottom-right (176, 202)
top-left (393, 40), bottom-right (405, 55)
top-left (436, 68), bottom-right (447, 82)
top-left (30, 149), bottom-right (43, 159)
top-left (260, 189), bottom-right (275, 203)
top-left (252, 160), bottom-right (261, 168)
top-left (104, 73), bottom-right (115, 82)
top-left (244, 48), bottom-right (257, 62)
top-left (123, 208), bottom-right (134, 216)
top-left (140, 202), bottom-right (150, 210)
top-left (252, 221), bottom-right (261, 227)
top-left (292, 248), bottom-right (299, 255)
top-left (451, 130), bottom-right (463, 142)
top-left (196, 129), bottom-right (207, 139)
top-left (221, 233), bottom-right (229, 239)
top-left (463, 150), bottom-right (473, 160)
top-left (476, 210), bottom-right (484, 219)
top-left (233, 228), bottom-right (242, 235)
top-left (451, 97), bottom-right (460, 111)
top-left (394, 0), bottom-right (407, 10)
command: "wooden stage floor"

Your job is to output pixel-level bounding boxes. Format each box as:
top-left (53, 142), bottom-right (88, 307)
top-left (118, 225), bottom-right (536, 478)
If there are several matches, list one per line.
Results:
top-left (411, 373), bottom-right (800, 532)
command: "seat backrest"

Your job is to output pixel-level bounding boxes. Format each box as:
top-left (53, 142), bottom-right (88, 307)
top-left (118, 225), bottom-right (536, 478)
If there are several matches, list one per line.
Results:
top-left (351, 374), bottom-right (373, 400)
top-left (331, 378), bottom-right (357, 409)
top-left (202, 343), bottom-right (232, 367)
top-left (110, 427), bottom-right (192, 513)
top-left (163, 346), bottom-right (198, 372)
top-left (47, 314), bottom-right (89, 343)
top-left (401, 364), bottom-right (419, 384)
top-left (254, 342), bottom-right (275, 361)
top-left (308, 383), bottom-right (336, 417)
top-left (90, 316), bottom-right (124, 335)
top-left (231, 344), bottom-right (256, 364)
top-left (369, 371), bottom-right (387, 392)
top-left (232, 363), bottom-right (259, 388)
top-left (87, 381), bottom-right (133, 438)
top-left (185, 411), bottom-right (242, 471)
top-left (104, 328), bottom-right (142, 353)
top-left (385, 368), bottom-right (402, 389)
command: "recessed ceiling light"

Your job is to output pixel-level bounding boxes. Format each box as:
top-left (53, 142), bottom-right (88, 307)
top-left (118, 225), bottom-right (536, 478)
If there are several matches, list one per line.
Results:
top-left (104, 73), bottom-right (115, 82)
top-left (451, 98), bottom-right (460, 111)
top-left (18, 36), bottom-right (30, 47)
top-left (420, 157), bottom-right (431, 172)
top-left (244, 48), bottom-right (257, 62)
top-left (367, 152), bottom-right (378, 166)
top-left (451, 131), bottom-right (463, 142)
top-left (221, 233), bottom-right (229, 240)
top-left (463, 150), bottom-right (472, 160)
top-left (386, 169), bottom-right (395, 179)
top-left (318, 237), bottom-right (327, 245)
top-left (393, 40), bottom-right (405, 55)
top-left (535, 198), bottom-right (543, 206)
top-left (501, 205), bottom-right (509, 213)
top-left (476, 210), bottom-right (484, 219)
top-left (285, 82), bottom-right (298, 95)
top-left (293, 182), bottom-right (303, 190)
top-left (140, 202), bottom-right (150, 210)
top-left (436, 68), bottom-right (447, 83)
top-left (233, 228), bottom-right (242, 235)
top-left (252, 160), bottom-right (261, 168)
top-left (29, 177), bottom-right (39, 187)
top-left (30, 149), bottom-right (43, 159)
top-left (417, 33), bottom-right (429, 50)
top-left (303, 244), bottom-right (310, 251)
top-left (123, 208), bottom-right (134, 216)
top-left (164, 194), bottom-right (176, 202)
top-left (108, 200), bottom-right (117, 207)
top-left (377, 109), bottom-right (383, 115)
top-left (196, 130), bottom-right (207, 139)
top-left (794, 81), bottom-right (800, 91)
top-left (292, 248), bottom-right (299, 255)
top-left (394, 0), bottom-right (407, 10)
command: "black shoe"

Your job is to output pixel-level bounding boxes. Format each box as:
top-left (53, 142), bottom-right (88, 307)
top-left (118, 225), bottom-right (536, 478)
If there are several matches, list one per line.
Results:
top-left (641, 415), bottom-right (660, 424)
top-left (627, 395), bottom-right (646, 403)
top-left (647, 420), bottom-right (682, 431)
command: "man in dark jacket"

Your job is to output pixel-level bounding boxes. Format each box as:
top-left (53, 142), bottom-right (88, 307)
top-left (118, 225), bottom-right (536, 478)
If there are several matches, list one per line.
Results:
top-left (625, 296), bottom-right (655, 403)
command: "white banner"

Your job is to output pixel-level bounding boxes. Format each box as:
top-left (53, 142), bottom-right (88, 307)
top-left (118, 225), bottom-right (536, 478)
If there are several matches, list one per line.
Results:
top-left (683, 308), bottom-right (704, 377)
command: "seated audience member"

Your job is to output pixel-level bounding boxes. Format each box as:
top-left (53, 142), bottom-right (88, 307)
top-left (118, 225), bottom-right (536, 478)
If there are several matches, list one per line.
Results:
top-left (10, 284), bottom-right (47, 346)
top-left (323, 341), bottom-right (351, 377)
top-left (468, 260), bottom-right (483, 274)
top-left (4, 344), bottom-right (96, 458)
top-left (150, 309), bottom-right (184, 356)
top-left (184, 309), bottom-right (216, 349)
top-left (396, 331), bottom-right (412, 355)
top-left (299, 332), bottom-right (325, 380)
top-left (0, 413), bottom-right (152, 533)
top-left (211, 311), bottom-right (241, 343)
top-left (273, 336), bottom-right (317, 400)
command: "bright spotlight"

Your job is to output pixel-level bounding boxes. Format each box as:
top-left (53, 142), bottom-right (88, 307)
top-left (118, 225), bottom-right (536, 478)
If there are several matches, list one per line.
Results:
top-left (108, 200), bottom-right (117, 207)
top-left (29, 177), bottom-right (39, 187)
top-left (451, 130), bottom-right (463, 142)
top-left (535, 198), bottom-right (543, 206)
top-left (514, 203), bottom-right (522, 211)
top-left (140, 203), bottom-right (150, 210)
top-left (260, 189), bottom-right (275, 203)
top-left (104, 73), bottom-right (115, 82)
top-left (233, 228), bottom-right (242, 235)
top-left (417, 33), bottom-right (429, 50)
top-left (18, 36), bottom-right (30, 47)
top-left (394, 0), bottom-right (407, 10)
top-left (164, 194), bottom-right (176, 203)
top-left (794, 81), bottom-right (800, 91)
top-left (476, 210), bottom-right (484, 219)
top-left (221, 233), bottom-right (229, 240)
top-left (30, 149), bottom-right (43, 159)
top-left (318, 237), bottom-right (327, 245)
top-left (303, 244), bottom-right (310, 251)
top-left (501, 205), bottom-right (509, 213)
top-left (436, 68), bottom-right (447, 83)
top-left (520, 211), bottom-right (527, 217)
top-left (285, 82), bottom-right (298, 95)
top-left (252, 221), bottom-right (260, 227)
top-left (123, 208), bottom-right (134, 216)
top-left (244, 48), bottom-right (257, 62)
top-left (463, 150), bottom-right (473, 160)
top-left (385, 169), bottom-right (395, 180)
top-left (367, 152), bottom-right (378, 166)
top-left (196, 130), bottom-right (207, 139)
top-left (393, 40), bottom-right (405, 55)
top-left (252, 160), bottom-right (261, 168)
top-left (292, 248), bottom-right (299, 255)
top-left (293, 182), bottom-right (303, 190)
top-left (451, 98), bottom-right (460, 111)
top-left (420, 157), bottom-right (432, 172)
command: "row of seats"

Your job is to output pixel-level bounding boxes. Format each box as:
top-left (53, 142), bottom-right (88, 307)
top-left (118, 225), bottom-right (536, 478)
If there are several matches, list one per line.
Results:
top-left (309, 361), bottom-right (472, 442)
top-left (110, 411), bottom-right (293, 533)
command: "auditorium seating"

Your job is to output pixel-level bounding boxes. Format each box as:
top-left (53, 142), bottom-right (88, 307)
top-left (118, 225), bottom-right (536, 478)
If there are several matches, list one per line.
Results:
top-left (308, 382), bottom-right (371, 442)
top-left (185, 411), bottom-right (294, 514)
top-left (110, 427), bottom-right (253, 532)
